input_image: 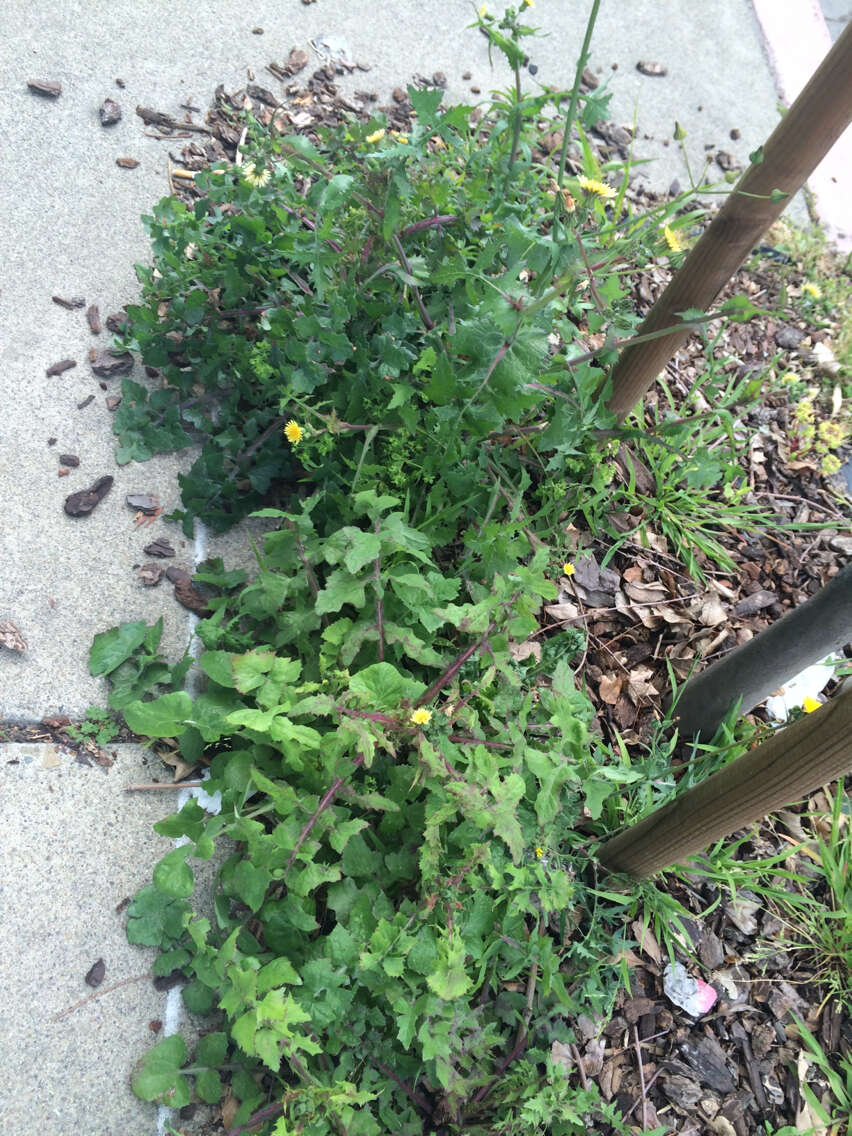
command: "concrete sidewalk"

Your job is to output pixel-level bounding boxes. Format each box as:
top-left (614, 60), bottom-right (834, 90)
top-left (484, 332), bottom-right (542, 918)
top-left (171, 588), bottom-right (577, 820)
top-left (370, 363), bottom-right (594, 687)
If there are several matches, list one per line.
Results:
top-left (0, 2), bottom-right (847, 1133)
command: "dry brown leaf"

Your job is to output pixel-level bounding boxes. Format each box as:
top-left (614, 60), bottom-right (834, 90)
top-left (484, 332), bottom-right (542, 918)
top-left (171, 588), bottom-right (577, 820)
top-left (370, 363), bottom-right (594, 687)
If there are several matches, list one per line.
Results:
top-left (627, 664), bottom-right (658, 702)
top-left (550, 1040), bottom-right (573, 1073)
top-left (624, 579), bottom-right (668, 604)
top-left (544, 602), bottom-right (580, 623)
top-left (598, 674), bottom-right (623, 704)
top-left (631, 919), bottom-right (662, 965)
top-left (509, 639), bottom-right (541, 663)
top-left (699, 591), bottom-right (727, 627)
top-left (158, 749), bottom-right (198, 782)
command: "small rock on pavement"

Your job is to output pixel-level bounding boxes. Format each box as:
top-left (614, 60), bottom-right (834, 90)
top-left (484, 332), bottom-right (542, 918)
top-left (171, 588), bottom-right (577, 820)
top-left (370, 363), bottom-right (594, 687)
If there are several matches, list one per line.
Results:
top-left (636, 61), bottom-right (668, 77)
top-left (91, 350), bottom-right (133, 377)
top-left (715, 150), bottom-right (740, 172)
top-left (58, 453), bottom-right (80, 467)
top-left (27, 78), bottom-right (62, 98)
top-left (85, 958), bottom-right (106, 988)
top-left (138, 562), bottom-right (165, 587)
top-left (0, 620), bottom-right (28, 652)
top-left (99, 98), bottom-right (122, 125)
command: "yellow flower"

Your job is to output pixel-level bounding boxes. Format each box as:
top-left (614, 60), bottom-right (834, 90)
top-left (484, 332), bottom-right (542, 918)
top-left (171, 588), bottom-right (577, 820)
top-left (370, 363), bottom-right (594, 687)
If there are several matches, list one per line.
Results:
top-left (802, 282), bottom-right (822, 299)
top-left (391, 132), bottom-right (409, 144)
top-left (802, 696), bottom-right (821, 713)
top-left (663, 225), bottom-right (683, 253)
top-left (562, 562), bottom-right (575, 577)
top-left (365, 128), bottom-right (386, 145)
top-left (283, 420), bottom-right (304, 445)
top-left (242, 162), bottom-right (271, 188)
top-left (522, 0), bottom-right (534, 7)
top-left (410, 707), bottom-right (432, 726)
top-left (479, 4), bottom-right (488, 17)
top-left (535, 846), bottom-right (544, 859)
top-left (578, 174), bottom-right (616, 200)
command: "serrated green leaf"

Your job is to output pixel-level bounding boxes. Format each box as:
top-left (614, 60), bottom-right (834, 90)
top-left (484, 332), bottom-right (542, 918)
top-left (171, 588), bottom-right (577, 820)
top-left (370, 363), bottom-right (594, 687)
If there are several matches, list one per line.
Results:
top-left (257, 957), bottom-right (301, 993)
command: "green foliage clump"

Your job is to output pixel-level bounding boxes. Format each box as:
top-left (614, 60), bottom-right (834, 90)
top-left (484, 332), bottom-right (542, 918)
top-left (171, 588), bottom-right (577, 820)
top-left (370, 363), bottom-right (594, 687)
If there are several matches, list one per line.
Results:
top-left (97, 6), bottom-right (810, 1132)
top-left (112, 494), bottom-right (665, 1133)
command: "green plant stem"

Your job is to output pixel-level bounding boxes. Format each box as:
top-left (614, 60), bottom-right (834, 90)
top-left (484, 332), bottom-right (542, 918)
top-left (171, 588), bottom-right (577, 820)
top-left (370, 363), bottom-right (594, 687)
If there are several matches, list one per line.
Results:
top-left (508, 63), bottom-right (523, 171)
top-left (556, 0), bottom-right (602, 188)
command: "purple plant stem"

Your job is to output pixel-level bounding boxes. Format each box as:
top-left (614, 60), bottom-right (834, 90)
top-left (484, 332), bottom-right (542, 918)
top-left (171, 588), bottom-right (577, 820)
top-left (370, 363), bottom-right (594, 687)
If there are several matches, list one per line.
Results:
top-left (413, 626), bottom-right (495, 708)
top-left (399, 214), bottom-right (458, 238)
top-left (284, 755), bottom-right (365, 871)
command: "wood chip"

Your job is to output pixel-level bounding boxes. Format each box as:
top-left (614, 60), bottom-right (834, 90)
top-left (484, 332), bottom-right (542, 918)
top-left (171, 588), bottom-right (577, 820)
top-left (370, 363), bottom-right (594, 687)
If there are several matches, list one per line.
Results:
top-left (115, 157), bottom-right (140, 168)
top-left (64, 475), bottom-right (113, 517)
top-left (52, 295), bottom-right (86, 310)
top-left (58, 454), bottom-right (80, 467)
top-left (173, 577), bottom-right (210, 616)
top-left (46, 358), bottom-right (77, 377)
top-left (77, 394), bottom-right (95, 410)
top-left (143, 538), bottom-right (176, 558)
top-left (126, 493), bottom-right (160, 515)
top-left (86, 305), bottom-right (101, 334)
top-left (27, 79), bottom-right (62, 98)
top-left (105, 395), bottom-right (122, 410)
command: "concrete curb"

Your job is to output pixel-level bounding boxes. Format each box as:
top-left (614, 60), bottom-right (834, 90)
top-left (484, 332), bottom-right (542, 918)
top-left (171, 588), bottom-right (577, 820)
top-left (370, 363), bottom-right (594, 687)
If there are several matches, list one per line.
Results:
top-left (752, 0), bottom-right (851, 248)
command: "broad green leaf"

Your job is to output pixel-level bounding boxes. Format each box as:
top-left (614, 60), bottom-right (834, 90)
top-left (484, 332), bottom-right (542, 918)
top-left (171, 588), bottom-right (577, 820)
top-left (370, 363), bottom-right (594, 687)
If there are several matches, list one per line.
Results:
top-left (233, 860), bottom-right (271, 912)
top-left (195, 1068), bottom-right (222, 1104)
top-left (182, 979), bottom-right (216, 1014)
top-left (257, 957), bottom-right (301, 993)
top-left (199, 651), bottom-right (236, 687)
top-left (89, 621), bottom-right (149, 675)
top-left (231, 650), bottom-right (276, 692)
top-left (123, 691), bottom-right (193, 738)
top-left (348, 661), bottom-right (416, 710)
top-left (153, 847), bottom-right (195, 899)
top-left (195, 1031), bottom-right (228, 1067)
top-left (315, 569), bottom-right (366, 615)
top-left (131, 1033), bottom-right (187, 1100)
